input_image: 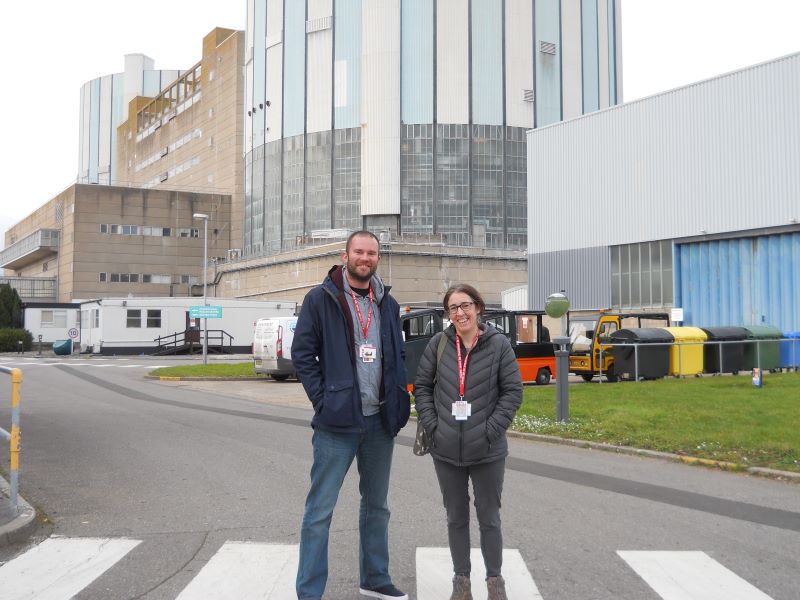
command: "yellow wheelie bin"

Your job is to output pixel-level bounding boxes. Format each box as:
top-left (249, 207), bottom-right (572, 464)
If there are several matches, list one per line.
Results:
top-left (661, 327), bottom-right (707, 376)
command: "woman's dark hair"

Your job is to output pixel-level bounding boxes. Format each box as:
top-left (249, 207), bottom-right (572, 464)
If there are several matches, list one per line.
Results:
top-left (443, 283), bottom-right (486, 316)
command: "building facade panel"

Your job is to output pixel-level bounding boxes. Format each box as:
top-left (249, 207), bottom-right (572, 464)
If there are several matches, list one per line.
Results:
top-left (597, 0), bottom-right (610, 109)
top-left (283, 0), bottom-right (307, 138)
top-left (335, 0), bottom-right (363, 128)
top-left (360, 0), bottom-right (401, 216)
top-left (400, 0), bottom-right (433, 125)
top-left (306, 0), bottom-right (333, 134)
top-left (535, 0), bottom-right (562, 126)
top-left (504, 0), bottom-right (534, 129)
top-left (527, 53), bottom-right (800, 255)
top-left (581, 0), bottom-right (600, 113)
top-left (527, 246), bottom-right (611, 311)
top-left (436, 0), bottom-right (469, 124)
top-left (675, 233), bottom-right (800, 332)
top-left (471, 0), bottom-right (503, 126)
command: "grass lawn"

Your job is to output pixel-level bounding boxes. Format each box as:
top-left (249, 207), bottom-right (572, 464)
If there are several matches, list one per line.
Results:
top-left (514, 372), bottom-right (800, 472)
top-left (150, 362), bottom-right (261, 378)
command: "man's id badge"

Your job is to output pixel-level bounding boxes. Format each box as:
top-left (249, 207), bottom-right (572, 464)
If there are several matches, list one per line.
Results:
top-left (359, 344), bottom-right (377, 363)
top-left (452, 399), bottom-right (471, 421)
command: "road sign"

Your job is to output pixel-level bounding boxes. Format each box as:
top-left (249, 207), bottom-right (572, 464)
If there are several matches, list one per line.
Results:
top-left (189, 306), bottom-right (223, 319)
top-left (68, 328), bottom-right (79, 339)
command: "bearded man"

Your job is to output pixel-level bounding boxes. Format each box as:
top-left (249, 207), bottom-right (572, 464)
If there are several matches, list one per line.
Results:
top-left (291, 230), bottom-right (411, 600)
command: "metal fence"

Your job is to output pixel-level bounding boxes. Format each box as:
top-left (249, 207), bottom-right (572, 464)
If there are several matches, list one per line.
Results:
top-left (595, 337), bottom-right (799, 383)
top-left (0, 367), bottom-right (22, 510)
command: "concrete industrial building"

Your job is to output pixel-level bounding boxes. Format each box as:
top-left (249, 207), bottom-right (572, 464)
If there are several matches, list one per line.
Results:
top-left (526, 52), bottom-right (800, 332)
top-left (117, 27), bottom-right (246, 252)
top-left (1, 185), bottom-right (230, 303)
top-left (223, 0), bottom-right (623, 305)
top-left (78, 55), bottom-right (180, 186)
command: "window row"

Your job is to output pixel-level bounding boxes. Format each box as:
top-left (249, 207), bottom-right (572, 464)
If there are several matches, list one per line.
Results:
top-left (98, 273), bottom-right (199, 285)
top-left (99, 225), bottom-right (199, 237)
top-left (40, 310), bottom-right (67, 328)
top-left (126, 309), bottom-right (162, 328)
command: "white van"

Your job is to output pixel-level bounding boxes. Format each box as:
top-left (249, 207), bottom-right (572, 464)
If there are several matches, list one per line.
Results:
top-left (253, 317), bottom-right (298, 380)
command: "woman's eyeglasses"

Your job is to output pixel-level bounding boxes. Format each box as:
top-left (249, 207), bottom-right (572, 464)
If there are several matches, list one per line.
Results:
top-left (447, 301), bottom-right (475, 315)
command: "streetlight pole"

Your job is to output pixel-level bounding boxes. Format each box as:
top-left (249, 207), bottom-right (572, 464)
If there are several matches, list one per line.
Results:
top-left (193, 213), bottom-right (209, 365)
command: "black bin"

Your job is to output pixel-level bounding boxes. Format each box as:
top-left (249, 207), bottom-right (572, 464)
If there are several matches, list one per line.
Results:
top-left (701, 326), bottom-right (747, 374)
top-left (610, 328), bottom-right (674, 380)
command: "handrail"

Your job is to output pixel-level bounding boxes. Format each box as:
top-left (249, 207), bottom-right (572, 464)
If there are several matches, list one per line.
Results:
top-left (0, 367), bottom-right (22, 510)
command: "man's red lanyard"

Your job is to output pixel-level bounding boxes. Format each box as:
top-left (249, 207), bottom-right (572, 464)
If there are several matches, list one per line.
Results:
top-left (455, 330), bottom-right (480, 400)
top-left (350, 287), bottom-right (374, 340)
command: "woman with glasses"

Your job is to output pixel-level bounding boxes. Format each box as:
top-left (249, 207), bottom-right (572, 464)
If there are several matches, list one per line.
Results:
top-left (414, 284), bottom-right (523, 600)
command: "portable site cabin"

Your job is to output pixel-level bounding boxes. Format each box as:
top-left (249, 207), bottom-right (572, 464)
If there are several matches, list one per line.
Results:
top-left (23, 302), bottom-right (81, 344)
top-left (79, 297), bottom-right (296, 355)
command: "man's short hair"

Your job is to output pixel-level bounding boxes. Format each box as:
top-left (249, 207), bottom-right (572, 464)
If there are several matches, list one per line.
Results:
top-left (345, 230), bottom-right (381, 253)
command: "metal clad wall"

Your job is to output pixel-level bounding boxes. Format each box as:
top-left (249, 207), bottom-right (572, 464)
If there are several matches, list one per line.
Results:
top-left (535, 0), bottom-right (562, 126)
top-left (527, 53), bottom-right (800, 254)
top-left (361, 0), bottom-right (401, 215)
top-left (252, 0), bottom-right (267, 147)
top-left (527, 247), bottom-right (611, 311)
top-left (560, 0), bottom-right (582, 120)
top-left (265, 0), bottom-right (284, 142)
top-left (580, 0), bottom-right (599, 113)
top-left (597, 0), bottom-right (610, 108)
top-left (504, 0), bottom-right (533, 128)
top-left (335, 0), bottom-right (362, 128)
top-left (676, 233), bottom-right (800, 332)
top-left (98, 75), bottom-right (112, 178)
top-left (283, 1), bottom-right (306, 138)
top-left (401, 0), bottom-right (434, 124)
top-left (307, 0), bottom-right (333, 133)
top-left (436, 0), bottom-right (469, 124)
top-left (471, 0), bottom-right (503, 126)
top-left (245, 0), bottom-right (255, 149)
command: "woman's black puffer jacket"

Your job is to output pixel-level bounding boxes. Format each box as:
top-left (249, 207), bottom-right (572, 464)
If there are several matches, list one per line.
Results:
top-left (414, 324), bottom-right (523, 466)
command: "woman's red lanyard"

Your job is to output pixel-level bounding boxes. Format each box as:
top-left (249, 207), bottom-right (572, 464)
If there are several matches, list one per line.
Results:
top-left (350, 287), bottom-right (374, 339)
top-left (455, 329), bottom-right (480, 401)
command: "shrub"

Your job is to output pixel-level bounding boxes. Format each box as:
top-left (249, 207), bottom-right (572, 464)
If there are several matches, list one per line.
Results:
top-left (0, 329), bottom-right (33, 352)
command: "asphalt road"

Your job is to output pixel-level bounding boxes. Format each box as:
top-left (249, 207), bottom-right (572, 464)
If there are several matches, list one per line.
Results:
top-left (0, 355), bottom-right (798, 599)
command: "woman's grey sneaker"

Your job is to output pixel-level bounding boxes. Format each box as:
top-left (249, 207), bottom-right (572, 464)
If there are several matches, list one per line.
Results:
top-left (359, 583), bottom-right (408, 600)
top-left (449, 574), bottom-right (473, 600)
top-left (487, 575), bottom-right (508, 600)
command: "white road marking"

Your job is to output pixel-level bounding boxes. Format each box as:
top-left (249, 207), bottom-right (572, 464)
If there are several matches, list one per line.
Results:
top-left (175, 542), bottom-right (298, 600)
top-left (416, 547), bottom-right (543, 600)
top-left (618, 551), bottom-right (774, 600)
top-left (0, 536), bottom-right (141, 600)
top-left (0, 362), bottom-right (166, 369)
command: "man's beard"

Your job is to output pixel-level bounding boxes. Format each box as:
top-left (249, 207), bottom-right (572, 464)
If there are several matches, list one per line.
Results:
top-left (345, 261), bottom-right (377, 286)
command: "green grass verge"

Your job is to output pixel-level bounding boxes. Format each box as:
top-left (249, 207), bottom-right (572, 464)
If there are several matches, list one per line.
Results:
top-left (515, 372), bottom-right (800, 472)
top-left (150, 362), bottom-right (261, 378)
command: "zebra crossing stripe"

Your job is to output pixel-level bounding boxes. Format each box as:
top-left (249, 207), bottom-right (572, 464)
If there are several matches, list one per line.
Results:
top-left (415, 548), bottom-right (543, 600)
top-left (0, 536), bottom-right (141, 600)
top-left (618, 551), bottom-right (774, 600)
top-left (175, 542), bottom-right (298, 599)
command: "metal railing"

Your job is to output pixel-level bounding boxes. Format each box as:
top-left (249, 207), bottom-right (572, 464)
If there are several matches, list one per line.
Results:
top-left (0, 367), bottom-right (22, 510)
top-left (595, 337), bottom-right (799, 383)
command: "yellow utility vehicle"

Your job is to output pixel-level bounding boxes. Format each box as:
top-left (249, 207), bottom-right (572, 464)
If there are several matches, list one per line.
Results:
top-left (568, 312), bottom-right (670, 382)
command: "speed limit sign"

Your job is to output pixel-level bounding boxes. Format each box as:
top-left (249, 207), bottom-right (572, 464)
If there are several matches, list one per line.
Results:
top-left (68, 328), bottom-right (79, 339)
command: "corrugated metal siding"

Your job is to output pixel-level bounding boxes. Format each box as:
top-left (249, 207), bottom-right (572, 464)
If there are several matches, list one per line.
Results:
top-left (360, 0), bottom-right (401, 215)
top-left (502, 285), bottom-right (529, 310)
top-left (676, 232), bottom-right (800, 332)
top-left (436, 0), bottom-right (469, 124)
top-left (504, 0), bottom-right (533, 128)
top-left (527, 52), bottom-right (800, 254)
top-left (560, 0), bottom-right (582, 120)
top-left (527, 247), bottom-right (611, 311)
top-left (306, 0), bottom-right (333, 133)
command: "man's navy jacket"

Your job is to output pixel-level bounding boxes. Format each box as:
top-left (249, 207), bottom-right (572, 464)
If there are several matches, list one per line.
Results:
top-left (291, 265), bottom-right (411, 436)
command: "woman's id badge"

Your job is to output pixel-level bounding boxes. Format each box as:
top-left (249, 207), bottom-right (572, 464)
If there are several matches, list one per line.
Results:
top-left (452, 399), bottom-right (470, 421)
top-left (359, 344), bottom-right (377, 363)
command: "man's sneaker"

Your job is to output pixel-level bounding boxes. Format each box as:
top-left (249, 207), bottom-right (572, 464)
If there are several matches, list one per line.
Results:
top-left (359, 583), bottom-right (409, 600)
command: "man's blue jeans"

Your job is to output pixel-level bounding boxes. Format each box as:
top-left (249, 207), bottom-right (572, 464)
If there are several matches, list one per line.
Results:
top-left (296, 414), bottom-right (395, 600)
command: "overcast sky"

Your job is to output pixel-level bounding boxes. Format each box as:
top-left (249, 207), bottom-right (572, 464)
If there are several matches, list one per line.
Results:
top-left (2, 0), bottom-right (799, 244)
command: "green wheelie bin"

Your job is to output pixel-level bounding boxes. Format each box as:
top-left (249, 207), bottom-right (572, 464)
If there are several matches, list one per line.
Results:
top-left (741, 325), bottom-right (782, 372)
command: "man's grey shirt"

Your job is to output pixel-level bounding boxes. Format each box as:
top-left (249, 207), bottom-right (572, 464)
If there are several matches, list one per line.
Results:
top-left (342, 267), bottom-right (383, 416)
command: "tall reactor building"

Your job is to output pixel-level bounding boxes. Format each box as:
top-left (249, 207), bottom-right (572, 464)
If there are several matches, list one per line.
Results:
top-left (243, 0), bottom-right (622, 259)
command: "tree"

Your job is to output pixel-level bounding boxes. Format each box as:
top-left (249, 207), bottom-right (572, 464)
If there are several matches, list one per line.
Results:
top-left (0, 284), bottom-right (23, 328)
